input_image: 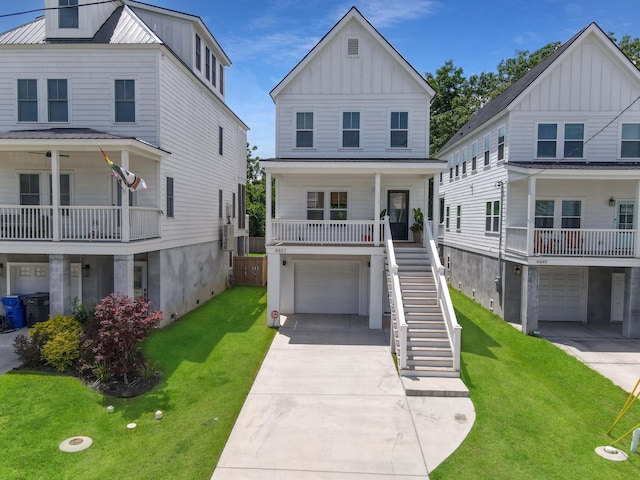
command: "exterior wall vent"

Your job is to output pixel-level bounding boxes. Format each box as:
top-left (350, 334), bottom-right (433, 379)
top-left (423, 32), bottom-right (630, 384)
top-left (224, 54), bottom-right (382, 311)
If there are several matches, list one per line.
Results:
top-left (222, 224), bottom-right (234, 251)
top-left (347, 38), bottom-right (359, 56)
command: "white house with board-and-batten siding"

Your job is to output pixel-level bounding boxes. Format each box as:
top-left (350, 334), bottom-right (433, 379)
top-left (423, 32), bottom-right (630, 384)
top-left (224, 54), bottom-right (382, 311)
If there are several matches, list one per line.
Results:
top-left (262, 7), bottom-right (463, 381)
top-left (438, 22), bottom-right (640, 338)
top-left (0, 0), bottom-right (248, 325)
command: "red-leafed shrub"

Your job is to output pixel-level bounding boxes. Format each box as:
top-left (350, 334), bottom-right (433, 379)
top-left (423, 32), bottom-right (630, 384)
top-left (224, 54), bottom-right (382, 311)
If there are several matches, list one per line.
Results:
top-left (88, 293), bottom-right (163, 385)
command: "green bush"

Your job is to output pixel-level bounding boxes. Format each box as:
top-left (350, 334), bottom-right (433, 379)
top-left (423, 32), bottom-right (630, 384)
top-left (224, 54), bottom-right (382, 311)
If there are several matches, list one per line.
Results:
top-left (30, 314), bottom-right (83, 372)
top-left (13, 334), bottom-right (42, 367)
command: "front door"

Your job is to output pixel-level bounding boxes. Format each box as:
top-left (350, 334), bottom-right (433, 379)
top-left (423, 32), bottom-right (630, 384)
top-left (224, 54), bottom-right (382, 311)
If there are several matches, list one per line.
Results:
top-left (134, 261), bottom-right (147, 299)
top-left (616, 201), bottom-right (635, 252)
top-left (388, 190), bottom-right (409, 240)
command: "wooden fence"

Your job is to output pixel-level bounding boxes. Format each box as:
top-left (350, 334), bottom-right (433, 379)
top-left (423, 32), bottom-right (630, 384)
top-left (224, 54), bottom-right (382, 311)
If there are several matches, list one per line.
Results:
top-left (233, 255), bottom-right (267, 286)
top-left (249, 237), bottom-right (266, 254)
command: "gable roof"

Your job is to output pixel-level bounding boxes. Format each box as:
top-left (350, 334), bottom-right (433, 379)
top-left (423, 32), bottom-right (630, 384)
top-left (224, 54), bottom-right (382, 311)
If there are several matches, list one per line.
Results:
top-left (270, 6), bottom-right (434, 100)
top-left (438, 22), bottom-right (640, 153)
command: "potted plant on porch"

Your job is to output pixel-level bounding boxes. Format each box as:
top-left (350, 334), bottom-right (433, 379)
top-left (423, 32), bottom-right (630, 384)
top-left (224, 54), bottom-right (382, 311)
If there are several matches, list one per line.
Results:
top-left (410, 207), bottom-right (424, 244)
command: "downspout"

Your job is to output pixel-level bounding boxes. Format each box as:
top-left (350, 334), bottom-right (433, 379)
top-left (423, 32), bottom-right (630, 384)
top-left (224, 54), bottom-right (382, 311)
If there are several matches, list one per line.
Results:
top-left (495, 181), bottom-right (504, 294)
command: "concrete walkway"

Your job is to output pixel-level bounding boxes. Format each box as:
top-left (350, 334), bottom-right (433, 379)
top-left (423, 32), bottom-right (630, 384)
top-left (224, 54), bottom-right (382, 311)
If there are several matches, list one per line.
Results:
top-left (211, 314), bottom-right (475, 479)
top-left (538, 321), bottom-right (640, 393)
top-left (0, 327), bottom-right (25, 375)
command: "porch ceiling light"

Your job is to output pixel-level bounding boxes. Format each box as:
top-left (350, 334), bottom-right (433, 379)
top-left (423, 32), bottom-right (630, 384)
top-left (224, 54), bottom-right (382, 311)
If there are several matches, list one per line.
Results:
top-left (609, 197), bottom-right (616, 207)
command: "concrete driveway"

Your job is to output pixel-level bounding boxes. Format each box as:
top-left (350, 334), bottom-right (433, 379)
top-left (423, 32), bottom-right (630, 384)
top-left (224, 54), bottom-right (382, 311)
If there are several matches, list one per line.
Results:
top-left (211, 314), bottom-right (475, 479)
top-left (0, 327), bottom-right (25, 375)
top-left (538, 321), bottom-right (640, 393)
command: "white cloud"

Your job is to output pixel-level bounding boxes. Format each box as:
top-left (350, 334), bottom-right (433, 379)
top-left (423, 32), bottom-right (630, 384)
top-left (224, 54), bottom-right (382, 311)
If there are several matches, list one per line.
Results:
top-left (351, 0), bottom-right (440, 28)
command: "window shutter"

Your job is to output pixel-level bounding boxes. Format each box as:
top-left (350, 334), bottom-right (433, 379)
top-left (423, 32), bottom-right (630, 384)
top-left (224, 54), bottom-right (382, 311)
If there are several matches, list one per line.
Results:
top-left (347, 38), bottom-right (359, 56)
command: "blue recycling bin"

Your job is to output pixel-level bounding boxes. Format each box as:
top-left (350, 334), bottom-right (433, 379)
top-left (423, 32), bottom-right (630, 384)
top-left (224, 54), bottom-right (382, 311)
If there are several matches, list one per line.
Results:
top-left (1, 295), bottom-right (26, 329)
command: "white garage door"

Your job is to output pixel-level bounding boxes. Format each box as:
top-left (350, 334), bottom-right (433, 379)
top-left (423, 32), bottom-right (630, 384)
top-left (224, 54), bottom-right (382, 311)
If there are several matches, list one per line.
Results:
top-left (539, 267), bottom-right (587, 322)
top-left (294, 261), bottom-right (359, 314)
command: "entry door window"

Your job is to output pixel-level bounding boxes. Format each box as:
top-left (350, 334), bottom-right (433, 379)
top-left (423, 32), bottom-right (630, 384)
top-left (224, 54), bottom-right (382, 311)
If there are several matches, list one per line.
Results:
top-left (134, 261), bottom-right (148, 299)
top-left (388, 190), bottom-right (409, 240)
top-left (618, 201), bottom-right (635, 230)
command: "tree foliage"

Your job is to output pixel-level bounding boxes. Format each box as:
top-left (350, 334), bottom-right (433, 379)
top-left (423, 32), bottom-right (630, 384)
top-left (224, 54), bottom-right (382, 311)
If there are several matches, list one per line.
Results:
top-left (428, 33), bottom-right (638, 156)
top-left (246, 144), bottom-right (266, 237)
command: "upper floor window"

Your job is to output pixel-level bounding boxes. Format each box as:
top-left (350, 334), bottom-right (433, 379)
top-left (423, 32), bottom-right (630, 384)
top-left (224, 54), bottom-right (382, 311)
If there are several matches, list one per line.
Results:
top-left (497, 126), bottom-right (505, 161)
top-left (212, 55), bottom-right (217, 87)
top-left (535, 200), bottom-right (554, 228)
top-left (330, 192), bottom-right (348, 220)
top-left (238, 184), bottom-right (246, 228)
top-left (219, 126), bottom-right (223, 155)
top-left (390, 111), bottom-right (408, 147)
top-left (621, 124), bottom-right (640, 158)
top-left (564, 123), bottom-right (584, 158)
top-left (307, 192), bottom-right (324, 220)
top-left (562, 200), bottom-right (581, 228)
top-left (195, 35), bottom-right (201, 71)
top-left (461, 148), bottom-right (467, 174)
top-left (296, 112), bottom-right (313, 148)
top-left (471, 142), bottom-right (477, 171)
top-left (219, 65), bottom-right (224, 95)
top-left (48, 79), bottom-right (68, 122)
top-left (342, 112), bottom-right (360, 148)
top-left (486, 201), bottom-right (500, 233)
top-left (166, 177), bottom-right (174, 218)
top-left (537, 123), bottom-right (557, 158)
top-left (17, 79), bottom-right (37, 122)
top-left (49, 173), bottom-right (71, 206)
top-left (484, 134), bottom-right (490, 165)
top-left (445, 206), bottom-right (450, 230)
top-left (205, 47), bottom-right (211, 81)
top-left (114, 79), bottom-right (135, 123)
top-left (19, 173), bottom-right (40, 205)
top-left (456, 205), bottom-right (461, 230)
top-left (59, 0), bottom-right (79, 29)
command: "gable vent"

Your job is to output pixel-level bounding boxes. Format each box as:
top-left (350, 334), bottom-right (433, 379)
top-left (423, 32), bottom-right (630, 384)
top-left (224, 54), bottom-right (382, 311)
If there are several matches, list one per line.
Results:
top-left (347, 38), bottom-right (359, 56)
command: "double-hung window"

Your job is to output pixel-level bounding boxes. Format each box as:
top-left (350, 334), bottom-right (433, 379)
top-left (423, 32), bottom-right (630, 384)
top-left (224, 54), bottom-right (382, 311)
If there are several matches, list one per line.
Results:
top-left (483, 135), bottom-right (490, 165)
top-left (561, 200), bottom-right (581, 228)
top-left (49, 173), bottom-right (71, 206)
top-left (497, 126), bottom-right (505, 161)
top-left (296, 112), bottom-right (313, 148)
top-left (390, 111), bottom-right (408, 147)
top-left (59, 0), bottom-right (78, 29)
top-left (219, 126), bottom-right (223, 155)
top-left (564, 124), bottom-right (584, 158)
top-left (456, 205), bottom-right (461, 230)
top-left (212, 55), bottom-right (217, 87)
top-left (342, 112), bottom-right (360, 148)
top-left (205, 47), bottom-right (211, 81)
top-left (471, 142), bottom-right (477, 171)
top-left (166, 177), bottom-right (174, 218)
top-left (48, 79), bottom-right (68, 122)
top-left (485, 201), bottom-right (500, 233)
top-left (461, 148), bottom-right (467, 174)
top-left (18, 79), bottom-right (38, 122)
top-left (114, 79), bottom-right (135, 123)
top-left (535, 200), bottom-right (554, 228)
top-left (537, 123), bottom-right (557, 158)
top-left (307, 192), bottom-right (324, 220)
top-left (445, 206), bottom-right (450, 230)
top-left (330, 192), bottom-right (348, 220)
top-left (621, 124), bottom-right (640, 158)
top-left (219, 65), bottom-right (224, 95)
top-left (19, 173), bottom-right (40, 205)
top-left (195, 35), bottom-right (201, 71)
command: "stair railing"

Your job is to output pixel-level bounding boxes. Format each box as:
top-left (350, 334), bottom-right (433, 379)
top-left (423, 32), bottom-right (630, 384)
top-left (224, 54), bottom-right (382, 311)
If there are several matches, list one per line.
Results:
top-left (424, 219), bottom-right (462, 371)
top-left (384, 216), bottom-right (408, 369)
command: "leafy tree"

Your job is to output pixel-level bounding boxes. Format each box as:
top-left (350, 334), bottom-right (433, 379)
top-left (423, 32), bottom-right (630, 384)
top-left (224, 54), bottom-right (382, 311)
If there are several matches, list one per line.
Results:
top-left (246, 144), bottom-right (266, 237)
top-left (610, 33), bottom-right (640, 68)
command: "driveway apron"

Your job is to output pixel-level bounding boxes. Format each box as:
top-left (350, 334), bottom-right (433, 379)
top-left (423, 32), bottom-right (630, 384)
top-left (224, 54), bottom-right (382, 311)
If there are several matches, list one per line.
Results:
top-left (211, 314), bottom-right (474, 479)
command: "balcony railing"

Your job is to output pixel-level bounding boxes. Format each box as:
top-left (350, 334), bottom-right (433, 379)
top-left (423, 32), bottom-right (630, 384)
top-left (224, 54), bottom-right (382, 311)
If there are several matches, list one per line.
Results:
top-left (506, 227), bottom-right (637, 257)
top-left (0, 205), bottom-right (160, 242)
top-left (271, 220), bottom-right (377, 245)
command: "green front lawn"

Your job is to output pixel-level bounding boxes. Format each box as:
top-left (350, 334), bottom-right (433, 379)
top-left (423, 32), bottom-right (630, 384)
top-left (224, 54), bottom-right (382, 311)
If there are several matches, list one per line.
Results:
top-left (0, 286), bottom-right (274, 480)
top-left (432, 289), bottom-right (640, 480)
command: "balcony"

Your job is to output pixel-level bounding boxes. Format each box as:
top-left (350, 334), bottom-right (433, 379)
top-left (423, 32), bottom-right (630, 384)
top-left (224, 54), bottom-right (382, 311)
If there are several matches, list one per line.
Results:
top-left (270, 220), bottom-right (380, 245)
top-left (0, 205), bottom-right (160, 242)
top-left (506, 227), bottom-right (637, 257)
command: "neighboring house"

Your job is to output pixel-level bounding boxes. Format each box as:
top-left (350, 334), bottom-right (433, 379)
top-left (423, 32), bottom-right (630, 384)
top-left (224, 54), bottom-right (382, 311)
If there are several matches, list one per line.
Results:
top-left (262, 6), bottom-right (444, 328)
top-left (437, 23), bottom-right (640, 338)
top-left (0, 0), bottom-right (248, 324)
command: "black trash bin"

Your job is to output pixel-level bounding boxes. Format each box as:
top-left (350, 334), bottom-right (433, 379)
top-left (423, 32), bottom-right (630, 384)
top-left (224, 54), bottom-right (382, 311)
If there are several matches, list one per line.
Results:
top-left (23, 293), bottom-right (50, 327)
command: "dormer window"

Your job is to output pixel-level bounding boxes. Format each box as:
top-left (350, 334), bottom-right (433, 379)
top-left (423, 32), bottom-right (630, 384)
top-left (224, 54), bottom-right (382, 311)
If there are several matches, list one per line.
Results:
top-left (59, 0), bottom-right (79, 29)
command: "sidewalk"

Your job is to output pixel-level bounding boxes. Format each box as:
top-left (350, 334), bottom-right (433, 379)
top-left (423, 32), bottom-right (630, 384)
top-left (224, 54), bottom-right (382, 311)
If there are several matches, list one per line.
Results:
top-left (0, 327), bottom-right (25, 375)
top-left (211, 314), bottom-right (474, 479)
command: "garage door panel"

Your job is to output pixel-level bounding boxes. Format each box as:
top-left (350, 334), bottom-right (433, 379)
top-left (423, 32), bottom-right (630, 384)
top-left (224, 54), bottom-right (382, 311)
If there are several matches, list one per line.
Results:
top-left (539, 267), bottom-right (587, 322)
top-left (294, 261), bottom-right (359, 314)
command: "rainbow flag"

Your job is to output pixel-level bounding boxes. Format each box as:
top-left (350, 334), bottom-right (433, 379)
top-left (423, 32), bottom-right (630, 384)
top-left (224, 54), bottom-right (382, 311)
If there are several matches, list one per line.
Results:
top-left (100, 146), bottom-right (147, 192)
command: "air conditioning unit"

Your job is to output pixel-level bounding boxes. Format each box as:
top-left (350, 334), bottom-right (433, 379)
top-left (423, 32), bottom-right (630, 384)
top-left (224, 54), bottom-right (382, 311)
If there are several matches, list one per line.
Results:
top-left (222, 223), bottom-right (234, 251)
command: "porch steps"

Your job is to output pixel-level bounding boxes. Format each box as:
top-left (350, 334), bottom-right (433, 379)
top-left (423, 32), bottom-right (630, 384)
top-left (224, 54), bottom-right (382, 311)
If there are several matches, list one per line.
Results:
top-left (388, 244), bottom-right (468, 397)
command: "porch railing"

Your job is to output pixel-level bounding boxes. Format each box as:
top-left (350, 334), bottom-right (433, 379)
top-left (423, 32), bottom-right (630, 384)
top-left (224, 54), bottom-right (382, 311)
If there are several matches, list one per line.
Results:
top-left (384, 217), bottom-right (408, 369)
top-left (506, 227), bottom-right (637, 257)
top-left (0, 205), bottom-right (160, 242)
top-left (271, 220), bottom-right (376, 244)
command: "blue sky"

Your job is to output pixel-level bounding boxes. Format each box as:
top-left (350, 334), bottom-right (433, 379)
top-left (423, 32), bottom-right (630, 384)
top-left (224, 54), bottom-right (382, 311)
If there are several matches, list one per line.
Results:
top-left (0, 0), bottom-right (639, 158)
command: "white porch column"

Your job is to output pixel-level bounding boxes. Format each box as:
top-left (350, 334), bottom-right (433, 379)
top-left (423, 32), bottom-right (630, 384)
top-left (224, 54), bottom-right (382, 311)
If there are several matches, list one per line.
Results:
top-left (368, 254), bottom-right (384, 329)
top-left (432, 175), bottom-right (440, 243)
top-left (635, 180), bottom-right (640, 258)
top-left (520, 264), bottom-right (539, 335)
top-left (526, 176), bottom-right (536, 256)
top-left (50, 150), bottom-right (60, 241)
top-left (266, 172), bottom-right (272, 245)
top-left (114, 254), bottom-right (134, 297)
top-left (266, 252), bottom-right (281, 327)
top-left (121, 150), bottom-right (130, 242)
top-left (374, 173), bottom-right (381, 246)
top-left (49, 254), bottom-right (71, 315)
